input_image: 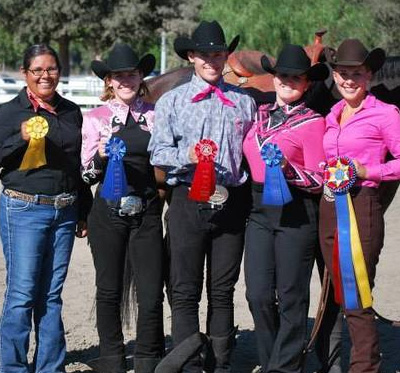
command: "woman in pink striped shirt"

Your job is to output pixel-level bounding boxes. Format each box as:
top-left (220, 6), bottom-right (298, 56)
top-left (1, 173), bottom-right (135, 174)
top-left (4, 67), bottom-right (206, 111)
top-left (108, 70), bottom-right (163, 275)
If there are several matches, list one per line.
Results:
top-left (243, 44), bottom-right (329, 373)
top-left (320, 39), bottom-right (400, 373)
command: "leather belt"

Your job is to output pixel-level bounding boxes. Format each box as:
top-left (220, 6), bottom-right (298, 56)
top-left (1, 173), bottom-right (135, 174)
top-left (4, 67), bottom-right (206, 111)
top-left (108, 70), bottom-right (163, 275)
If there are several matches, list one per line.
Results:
top-left (3, 189), bottom-right (77, 209)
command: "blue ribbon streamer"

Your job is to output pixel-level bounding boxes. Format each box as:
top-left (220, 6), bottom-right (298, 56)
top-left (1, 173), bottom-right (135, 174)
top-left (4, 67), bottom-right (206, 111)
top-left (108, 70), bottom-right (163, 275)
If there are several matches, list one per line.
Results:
top-left (334, 193), bottom-right (359, 309)
top-left (100, 137), bottom-right (128, 201)
top-left (261, 143), bottom-right (292, 206)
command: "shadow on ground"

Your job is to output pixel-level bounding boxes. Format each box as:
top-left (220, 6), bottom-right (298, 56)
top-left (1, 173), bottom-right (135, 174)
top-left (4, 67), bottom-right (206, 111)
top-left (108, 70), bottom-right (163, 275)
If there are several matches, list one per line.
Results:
top-left (65, 318), bottom-right (400, 373)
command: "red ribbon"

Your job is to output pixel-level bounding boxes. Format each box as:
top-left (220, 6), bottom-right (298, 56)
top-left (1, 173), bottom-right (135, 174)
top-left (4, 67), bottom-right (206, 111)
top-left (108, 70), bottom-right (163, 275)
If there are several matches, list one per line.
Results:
top-left (332, 229), bottom-right (343, 305)
top-left (191, 85), bottom-right (235, 107)
top-left (188, 139), bottom-right (218, 202)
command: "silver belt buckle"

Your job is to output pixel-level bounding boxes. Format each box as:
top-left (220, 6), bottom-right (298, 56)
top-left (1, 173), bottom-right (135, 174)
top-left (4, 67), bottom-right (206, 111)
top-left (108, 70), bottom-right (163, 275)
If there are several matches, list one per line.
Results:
top-left (54, 193), bottom-right (76, 209)
top-left (208, 185), bottom-right (229, 207)
top-left (323, 185), bottom-right (335, 202)
top-left (119, 196), bottom-right (143, 216)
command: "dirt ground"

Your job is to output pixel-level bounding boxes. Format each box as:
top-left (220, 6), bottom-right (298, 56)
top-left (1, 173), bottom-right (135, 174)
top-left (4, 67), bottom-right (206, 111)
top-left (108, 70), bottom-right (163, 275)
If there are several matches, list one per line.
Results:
top-left (1, 192), bottom-right (399, 373)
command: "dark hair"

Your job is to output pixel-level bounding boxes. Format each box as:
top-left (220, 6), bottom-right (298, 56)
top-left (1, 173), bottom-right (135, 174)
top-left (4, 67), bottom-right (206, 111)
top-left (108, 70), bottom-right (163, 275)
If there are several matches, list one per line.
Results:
top-left (22, 44), bottom-right (61, 71)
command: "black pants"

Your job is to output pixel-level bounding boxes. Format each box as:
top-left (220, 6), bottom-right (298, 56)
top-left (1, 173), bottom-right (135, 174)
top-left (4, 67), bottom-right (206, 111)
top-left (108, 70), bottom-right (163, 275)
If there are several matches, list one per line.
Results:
top-left (167, 184), bottom-right (250, 345)
top-left (244, 187), bottom-right (318, 373)
top-left (88, 192), bottom-right (165, 359)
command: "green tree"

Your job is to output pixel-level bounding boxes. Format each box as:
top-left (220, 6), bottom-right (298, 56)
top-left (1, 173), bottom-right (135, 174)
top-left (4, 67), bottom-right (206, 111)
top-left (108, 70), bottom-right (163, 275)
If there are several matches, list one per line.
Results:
top-left (0, 0), bottom-right (153, 76)
top-left (0, 25), bottom-right (24, 70)
top-left (153, 0), bottom-right (203, 68)
top-left (200, 0), bottom-right (377, 57)
top-left (362, 0), bottom-right (400, 55)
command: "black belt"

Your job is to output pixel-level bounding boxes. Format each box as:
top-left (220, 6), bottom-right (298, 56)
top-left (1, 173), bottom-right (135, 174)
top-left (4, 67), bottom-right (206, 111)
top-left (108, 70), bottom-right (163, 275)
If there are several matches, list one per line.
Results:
top-left (3, 189), bottom-right (77, 209)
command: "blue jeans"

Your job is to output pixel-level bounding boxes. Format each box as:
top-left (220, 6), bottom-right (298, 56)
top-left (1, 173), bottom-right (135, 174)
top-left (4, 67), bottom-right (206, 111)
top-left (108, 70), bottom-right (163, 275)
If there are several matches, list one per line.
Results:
top-left (0, 193), bottom-right (77, 373)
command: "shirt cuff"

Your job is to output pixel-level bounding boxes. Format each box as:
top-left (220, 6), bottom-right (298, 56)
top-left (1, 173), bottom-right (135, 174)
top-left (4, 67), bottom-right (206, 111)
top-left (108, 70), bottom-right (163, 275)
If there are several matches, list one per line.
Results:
top-left (366, 165), bottom-right (382, 182)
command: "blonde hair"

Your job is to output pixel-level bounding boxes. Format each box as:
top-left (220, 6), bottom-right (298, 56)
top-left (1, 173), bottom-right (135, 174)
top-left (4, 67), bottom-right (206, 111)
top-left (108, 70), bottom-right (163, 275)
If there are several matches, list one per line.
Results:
top-left (100, 74), bottom-right (149, 102)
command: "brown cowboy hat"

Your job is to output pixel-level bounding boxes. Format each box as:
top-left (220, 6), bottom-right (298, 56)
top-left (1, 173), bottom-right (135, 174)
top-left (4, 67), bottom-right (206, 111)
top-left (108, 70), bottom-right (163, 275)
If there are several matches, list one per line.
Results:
top-left (174, 20), bottom-right (240, 60)
top-left (324, 39), bottom-right (385, 73)
top-left (261, 44), bottom-right (329, 81)
top-left (91, 43), bottom-right (156, 80)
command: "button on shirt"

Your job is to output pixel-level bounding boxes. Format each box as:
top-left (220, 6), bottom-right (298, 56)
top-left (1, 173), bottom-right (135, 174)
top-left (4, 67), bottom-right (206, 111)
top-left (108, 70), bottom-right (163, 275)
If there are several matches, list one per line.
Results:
top-left (81, 98), bottom-right (157, 197)
top-left (148, 74), bottom-right (256, 186)
top-left (0, 88), bottom-right (92, 219)
top-left (323, 94), bottom-right (400, 188)
top-left (244, 102), bottom-right (325, 193)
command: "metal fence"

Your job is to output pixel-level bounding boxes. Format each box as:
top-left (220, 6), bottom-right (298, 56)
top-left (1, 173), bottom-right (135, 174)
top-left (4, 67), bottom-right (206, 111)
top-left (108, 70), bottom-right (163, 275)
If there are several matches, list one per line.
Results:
top-left (0, 75), bottom-right (104, 112)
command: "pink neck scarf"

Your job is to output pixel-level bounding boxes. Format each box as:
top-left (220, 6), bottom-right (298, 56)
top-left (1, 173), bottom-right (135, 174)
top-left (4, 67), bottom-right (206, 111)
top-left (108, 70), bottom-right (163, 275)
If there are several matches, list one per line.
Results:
top-left (191, 85), bottom-right (235, 107)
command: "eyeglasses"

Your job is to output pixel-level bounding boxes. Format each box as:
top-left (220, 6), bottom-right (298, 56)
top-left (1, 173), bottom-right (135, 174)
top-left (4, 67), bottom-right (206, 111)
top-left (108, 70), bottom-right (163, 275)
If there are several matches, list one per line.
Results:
top-left (27, 67), bottom-right (59, 77)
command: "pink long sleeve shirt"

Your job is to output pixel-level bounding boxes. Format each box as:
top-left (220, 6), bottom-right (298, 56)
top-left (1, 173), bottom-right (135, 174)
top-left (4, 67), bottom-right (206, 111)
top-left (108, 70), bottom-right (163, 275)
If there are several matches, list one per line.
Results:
top-left (323, 94), bottom-right (400, 188)
top-left (243, 102), bottom-right (326, 194)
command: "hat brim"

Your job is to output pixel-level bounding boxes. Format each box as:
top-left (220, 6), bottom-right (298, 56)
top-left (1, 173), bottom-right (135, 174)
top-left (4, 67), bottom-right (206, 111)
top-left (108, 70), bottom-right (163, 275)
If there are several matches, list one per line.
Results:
top-left (325, 46), bottom-right (385, 73)
top-left (91, 53), bottom-right (156, 80)
top-left (174, 35), bottom-right (240, 60)
top-left (261, 55), bottom-right (329, 81)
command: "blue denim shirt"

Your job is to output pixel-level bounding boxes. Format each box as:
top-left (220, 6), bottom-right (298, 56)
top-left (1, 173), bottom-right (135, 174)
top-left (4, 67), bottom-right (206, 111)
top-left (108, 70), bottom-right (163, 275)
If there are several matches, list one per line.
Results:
top-left (148, 74), bottom-right (256, 186)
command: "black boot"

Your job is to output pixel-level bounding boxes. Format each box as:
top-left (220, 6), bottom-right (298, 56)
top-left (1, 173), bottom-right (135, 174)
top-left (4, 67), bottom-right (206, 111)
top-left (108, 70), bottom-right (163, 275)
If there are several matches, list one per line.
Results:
top-left (209, 327), bottom-right (237, 373)
top-left (86, 354), bottom-right (127, 373)
top-left (134, 357), bottom-right (161, 373)
top-left (154, 332), bottom-right (208, 373)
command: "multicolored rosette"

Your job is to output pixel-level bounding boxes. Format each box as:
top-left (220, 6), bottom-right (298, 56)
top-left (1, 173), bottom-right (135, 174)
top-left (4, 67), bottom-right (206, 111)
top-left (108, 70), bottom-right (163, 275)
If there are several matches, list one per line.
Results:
top-left (19, 116), bottom-right (49, 170)
top-left (261, 143), bottom-right (292, 205)
top-left (100, 137), bottom-right (128, 201)
top-left (188, 139), bottom-right (218, 202)
top-left (324, 156), bottom-right (372, 310)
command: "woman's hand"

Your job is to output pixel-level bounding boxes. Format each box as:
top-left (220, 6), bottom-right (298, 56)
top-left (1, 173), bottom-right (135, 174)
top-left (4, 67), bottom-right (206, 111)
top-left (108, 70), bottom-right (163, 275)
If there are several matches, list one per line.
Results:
top-left (75, 220), bottom-right (88, 238)
top-left (353, 159), bottom-right (368, 179)
top-left (21, 121), bottom-right (31, 141)
top-left (281, 157), bottom-right (288, 170)
top-left (189, 146), bottom-right (199, 164)
top-left (98, 138), bottom-right (108, 158)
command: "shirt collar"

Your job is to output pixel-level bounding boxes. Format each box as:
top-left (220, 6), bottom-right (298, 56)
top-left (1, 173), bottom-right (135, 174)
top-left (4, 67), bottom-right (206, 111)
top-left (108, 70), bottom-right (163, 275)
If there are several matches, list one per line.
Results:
top-left (261, 100), bottom-right (306, 115)
top-left (332, 93), bottom-right (376, 117)
top-left (19, 87), bottom-right (61, 112)
top-left (190, 73), bottom-right (225, 92)
top-left (107, 97), bottom-right (145, 124)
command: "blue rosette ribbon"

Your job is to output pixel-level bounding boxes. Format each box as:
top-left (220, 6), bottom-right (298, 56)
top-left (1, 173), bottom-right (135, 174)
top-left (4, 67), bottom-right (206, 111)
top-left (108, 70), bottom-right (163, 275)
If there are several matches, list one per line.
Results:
top-left (100, 137), bottom-right (128, 201)
top-left (261, 143), bottom-right (292, 205)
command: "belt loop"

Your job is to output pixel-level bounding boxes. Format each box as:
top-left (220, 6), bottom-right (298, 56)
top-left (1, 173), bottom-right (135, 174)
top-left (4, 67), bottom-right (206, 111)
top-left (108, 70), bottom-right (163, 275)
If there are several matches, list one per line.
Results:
top-left (33, 195), bottom-right (40, 204)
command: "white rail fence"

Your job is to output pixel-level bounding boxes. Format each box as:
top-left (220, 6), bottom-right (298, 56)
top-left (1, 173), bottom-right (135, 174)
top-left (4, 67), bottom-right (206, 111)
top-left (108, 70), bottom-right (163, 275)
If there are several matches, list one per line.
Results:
top-left (0, 76), bottom-right (104, 112)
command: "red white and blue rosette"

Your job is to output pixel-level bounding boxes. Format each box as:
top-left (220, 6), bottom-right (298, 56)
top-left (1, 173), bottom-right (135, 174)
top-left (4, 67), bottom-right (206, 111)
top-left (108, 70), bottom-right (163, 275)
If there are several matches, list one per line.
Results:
top-left (100, 136), bottom-right (128, 201)
top-left (261, 143), bottom-right (292, 205)
top-left (324, 156), bottom-right (372, 310)
top-left (188, 139), bottom-right (218, 202)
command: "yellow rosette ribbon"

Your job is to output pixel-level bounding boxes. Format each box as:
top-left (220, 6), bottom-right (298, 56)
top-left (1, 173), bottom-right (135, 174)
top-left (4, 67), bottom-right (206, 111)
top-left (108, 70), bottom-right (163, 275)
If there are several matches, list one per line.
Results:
top-left (19, 116), bottom-right (49, 170)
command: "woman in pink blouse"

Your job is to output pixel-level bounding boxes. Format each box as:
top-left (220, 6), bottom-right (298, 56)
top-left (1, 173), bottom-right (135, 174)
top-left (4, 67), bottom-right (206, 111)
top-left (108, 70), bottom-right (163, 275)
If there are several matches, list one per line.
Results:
top-left (81, 43), bottom-right (165, 373)
top-left (243, 44), bottom-right (329, 373)
top-left (321, 39), bottom-right (400, 373)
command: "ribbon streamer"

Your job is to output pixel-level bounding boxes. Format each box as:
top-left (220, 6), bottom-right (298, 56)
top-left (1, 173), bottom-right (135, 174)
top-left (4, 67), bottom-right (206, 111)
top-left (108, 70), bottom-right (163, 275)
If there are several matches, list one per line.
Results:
top-left (188, 139), bottom-right (218, 202)
top-left (100, 137), bottom-right (128, 201)
top-left (332, 230), bottom-right (343, 305)
top-left (261, 143), bottom-right (292, 205)
top-left (19, 116), bottom-right (48, 170)
top-left (324, 156), bottom-right (372, 310)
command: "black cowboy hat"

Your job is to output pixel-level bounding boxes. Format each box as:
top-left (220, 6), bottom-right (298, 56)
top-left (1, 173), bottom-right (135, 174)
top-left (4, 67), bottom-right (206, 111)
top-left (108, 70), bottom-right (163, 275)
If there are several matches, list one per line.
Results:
top-left (261, 44), bottom-right (329, 81)
top-left (174, 20), bottom-right (240, 60)
top-left (91, 43), bottom-right (156, 80)
top-left (324, 38), bottom-right (385, 73)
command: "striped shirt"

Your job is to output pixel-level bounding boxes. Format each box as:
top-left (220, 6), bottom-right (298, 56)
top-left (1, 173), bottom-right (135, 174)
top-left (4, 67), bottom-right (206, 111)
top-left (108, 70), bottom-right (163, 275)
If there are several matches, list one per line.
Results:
top-left (148, 74), bottom-right (256, 186)
top-left (243, 101), bottom-right (325, 193)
